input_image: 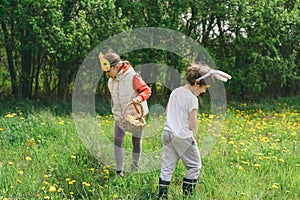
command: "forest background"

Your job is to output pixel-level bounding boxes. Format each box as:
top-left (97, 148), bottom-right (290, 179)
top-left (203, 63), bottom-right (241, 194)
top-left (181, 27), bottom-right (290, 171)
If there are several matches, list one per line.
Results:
top-left (0, 0), bottom-right (299, 104)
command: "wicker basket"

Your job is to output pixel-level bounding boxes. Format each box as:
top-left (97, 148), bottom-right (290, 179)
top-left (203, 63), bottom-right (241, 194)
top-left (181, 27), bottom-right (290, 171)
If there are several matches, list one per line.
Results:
top-left (119, 102), bottom-right (146, 134)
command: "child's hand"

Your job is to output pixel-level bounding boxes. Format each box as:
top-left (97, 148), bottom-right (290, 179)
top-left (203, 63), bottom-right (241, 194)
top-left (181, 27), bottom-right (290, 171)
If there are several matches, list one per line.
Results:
top-left (132, 97), bottom-right (142, 104)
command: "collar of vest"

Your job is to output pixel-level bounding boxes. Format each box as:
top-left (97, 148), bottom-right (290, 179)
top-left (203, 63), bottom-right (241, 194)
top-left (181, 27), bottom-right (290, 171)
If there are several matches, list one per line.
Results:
top-left (115, 66), bottom-right (134, 81)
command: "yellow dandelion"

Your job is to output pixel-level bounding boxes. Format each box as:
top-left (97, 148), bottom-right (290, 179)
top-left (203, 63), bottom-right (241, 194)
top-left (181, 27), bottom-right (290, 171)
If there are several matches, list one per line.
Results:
top-left (70, 192), bottom-right (74, 195)
top-left (88, 189), bottom-right (93, 193)
top-left (8, 161), bottom-right (14, 165)
top-left (228, 141), bottom-right (235, 145)
top-left (253, 164), bottom-right (260, 169)
top-left (44, 196), bottom-right (51, 200)
top-left (89, 168), bottom-right (95, 172)
top-left (241, 161), bottom-right (250, 165)
top-left (271, 183), bottom-right (279, 189)
top-left (65, 178), bottom-right (71, 182)
top-left (43, 181), bottom-right (49, 185)
top-left (99, 185), bottom-right (104, 189)
top-left (19, 171), bottom-right (24, 175)
top-left (112, 194), bottom-right (118, 199)
top-left (49, 186), bottom-right (56, 192)
top-left (279, 159), bottom-right (284, 163)
top-left (238, 165), bottom-right (244, 171)
top-left (5, 113), bottom-right (16, 118)
top-left (57, 188), bottom-right (63, 193)
top-left (27, 138), bottom-right (35, 146)
top-left (3, 198), bottom-right (8, 200)
top-left (25, 156), bottom-right (32, 161)
top-left (17, 180), bottom-right (22, 184)
top-left (68, 181), bottom-right (74, 185)
top-left (71, 155), bottom-right (76, 159)
top-left (44, 174), bottom-right (50, 179)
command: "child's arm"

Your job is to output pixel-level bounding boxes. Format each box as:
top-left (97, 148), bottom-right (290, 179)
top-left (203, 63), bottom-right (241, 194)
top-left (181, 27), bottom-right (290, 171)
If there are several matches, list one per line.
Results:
top-left (132, 74), bottom-right (152, 103)
top-left (189, 109), bottom-right (198, 132)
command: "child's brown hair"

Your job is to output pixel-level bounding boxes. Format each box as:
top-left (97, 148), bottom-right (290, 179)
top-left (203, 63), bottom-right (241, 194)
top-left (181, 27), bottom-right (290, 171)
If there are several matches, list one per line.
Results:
top-left (185, 63), bottom-right (214, 86)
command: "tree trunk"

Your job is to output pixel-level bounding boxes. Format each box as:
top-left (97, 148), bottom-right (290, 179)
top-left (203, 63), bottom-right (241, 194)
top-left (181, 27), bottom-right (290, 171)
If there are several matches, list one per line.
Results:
top-left (1, 22), bottom-right (19, 99)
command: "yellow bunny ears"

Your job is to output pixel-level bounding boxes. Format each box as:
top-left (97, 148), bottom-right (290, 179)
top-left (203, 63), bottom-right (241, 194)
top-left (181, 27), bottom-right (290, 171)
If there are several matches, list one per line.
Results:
top-left (99, 53), bottom-right (111, 72)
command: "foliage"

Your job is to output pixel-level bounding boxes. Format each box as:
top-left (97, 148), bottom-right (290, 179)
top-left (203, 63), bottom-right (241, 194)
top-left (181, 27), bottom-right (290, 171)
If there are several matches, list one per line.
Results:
top-left (0, 0), bottom-right (299, 101)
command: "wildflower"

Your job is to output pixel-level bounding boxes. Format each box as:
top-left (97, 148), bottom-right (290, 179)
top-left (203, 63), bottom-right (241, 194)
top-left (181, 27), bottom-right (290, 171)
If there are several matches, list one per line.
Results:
top-left (44, 196), bottom-right (51, 200)
top-left (238, 165), bottom-right (244, 171)
top-left (71, 155), bottom-right (76, 159)
top-left (8, 161), bottom-right (14, 165)
top-left (49, 186), bottom-right (56, 192)
top-left (253, 164), bottom-right (260, 169)
top-left (65, 178), bottom-right (71, 182)
top-left (5, 113), bottom-right (16, 118)
top-left (271, 183), bottom-right (279, 189)
top-left (27, 138), bottom-right (35, 146)
top-left (113, 194), bottom-right (118, 199)
top-left (228, 141), bottom-right (235, 145)
top-left (68, 180), bottom-right (76, 185)
top-left (17, 180), bottom-right (22, 184)
top-left (99, 185), bottom-right (104, 189)
top-left (89, 168), bottom-right (95, 172)
top-left (70, 192), bottom-right (74, 195)
top-left (19, 171), bottom-right (24, 175)
top-left (25, 156), bottom-right (32, 161)
top-left (58, 120), bottom-right (64, 125)
top-left (57, 188), bottom-right (63, 193)
top-left (241, 161), bottom-right (250, 165)
top-left (82, 182), bottom-right (91, 187)
top-left (290, 132), bottom-right (296, 136)
top-left (279, 159), bottom-right (284, 163)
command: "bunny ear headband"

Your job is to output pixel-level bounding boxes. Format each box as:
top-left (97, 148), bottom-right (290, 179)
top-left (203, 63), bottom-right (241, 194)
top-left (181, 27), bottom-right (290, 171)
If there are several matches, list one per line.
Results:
top-left (196, 69), bottom-right (232, 82)
top-left (99, 53), bottom-right (111, 72)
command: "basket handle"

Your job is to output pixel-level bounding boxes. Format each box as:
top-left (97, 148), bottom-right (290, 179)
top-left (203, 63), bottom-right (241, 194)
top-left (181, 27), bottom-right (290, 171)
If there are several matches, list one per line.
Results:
top-left (124, 101), bottom-right (144, 118)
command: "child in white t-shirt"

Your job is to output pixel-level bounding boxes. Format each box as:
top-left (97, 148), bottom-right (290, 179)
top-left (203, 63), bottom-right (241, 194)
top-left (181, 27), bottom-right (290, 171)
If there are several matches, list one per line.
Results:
top-left (157, 63), bottom-right (231, 199)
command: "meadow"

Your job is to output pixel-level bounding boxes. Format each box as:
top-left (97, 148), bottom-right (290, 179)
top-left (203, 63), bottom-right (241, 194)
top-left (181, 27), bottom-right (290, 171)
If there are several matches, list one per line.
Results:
top-left (0, 97), bottom-right (299, 200)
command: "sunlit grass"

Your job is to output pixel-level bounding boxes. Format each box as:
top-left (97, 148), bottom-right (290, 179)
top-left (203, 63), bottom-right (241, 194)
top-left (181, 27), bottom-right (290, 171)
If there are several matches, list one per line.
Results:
top-left (0, 99), bottom-right (299, 199)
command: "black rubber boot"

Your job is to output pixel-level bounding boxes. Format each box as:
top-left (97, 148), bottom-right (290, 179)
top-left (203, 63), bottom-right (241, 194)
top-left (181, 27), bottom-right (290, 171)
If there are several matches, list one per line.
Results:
top-left (157, 178), bottom-right (170, 200)
top-left (182, 178), bottom-right (197, 196)
top-left (157, 186), bottom-right (168, 200)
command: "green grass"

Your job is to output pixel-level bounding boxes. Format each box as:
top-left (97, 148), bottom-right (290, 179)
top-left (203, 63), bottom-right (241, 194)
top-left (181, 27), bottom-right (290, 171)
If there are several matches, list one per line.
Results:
top-left (0, 97), bottom-right (299, 199)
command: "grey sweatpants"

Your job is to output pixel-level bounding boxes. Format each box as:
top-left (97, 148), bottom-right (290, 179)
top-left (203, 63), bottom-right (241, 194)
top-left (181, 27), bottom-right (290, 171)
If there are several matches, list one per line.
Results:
top-left (159, 130), bottom-right (202, 183)
top-left (114, 121), bottom-right (142, 171)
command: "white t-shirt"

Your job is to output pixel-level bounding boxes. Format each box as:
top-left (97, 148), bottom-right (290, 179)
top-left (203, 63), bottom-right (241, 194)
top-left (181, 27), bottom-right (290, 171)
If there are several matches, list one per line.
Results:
top-left (164, 86), bottom-right (198, 139)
